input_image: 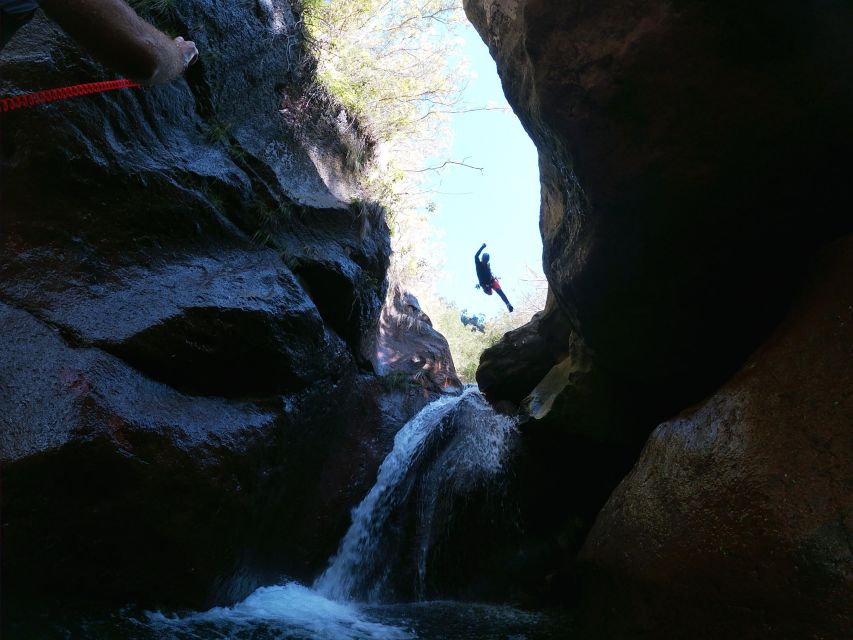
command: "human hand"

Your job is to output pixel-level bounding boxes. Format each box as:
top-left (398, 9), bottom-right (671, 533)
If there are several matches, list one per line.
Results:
top-left (174, 36), bottom-right (199, 70)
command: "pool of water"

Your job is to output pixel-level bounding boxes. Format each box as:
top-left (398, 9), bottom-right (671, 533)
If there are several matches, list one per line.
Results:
top-left (6, 582), bottom-right (572, 640)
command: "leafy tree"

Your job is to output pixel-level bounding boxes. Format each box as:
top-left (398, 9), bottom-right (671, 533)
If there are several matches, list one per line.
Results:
top-left (301, 0), bottom-right (470, 287)
top-left (302, 0), bottom-right (466, 152)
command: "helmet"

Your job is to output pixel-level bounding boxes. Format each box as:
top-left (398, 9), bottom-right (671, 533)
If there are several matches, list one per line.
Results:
top-left (482, 253), bottom-right (490, 262)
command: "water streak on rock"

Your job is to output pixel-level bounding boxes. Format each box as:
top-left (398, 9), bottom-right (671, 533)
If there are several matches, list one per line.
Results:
top-left (315, 387), bottom-right (519, 603)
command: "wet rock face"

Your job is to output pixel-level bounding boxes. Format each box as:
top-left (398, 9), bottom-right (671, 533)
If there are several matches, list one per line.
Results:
top-left (0, 0), bottom-right (406, 612)
top-left (466, 0), bottom-right (853, 420)
top-left (1, 248), bottom-right (352, 398)
top-left (0, 300), bottom-right (429, 608)
top-left (0, 1), bottom-right (390, 370)
top-left (578, 237), bottom-right (853, 640)
top-left (372, 284), bottom-right (463, 392)
top-left (318, 389), bottom-right (524, 603)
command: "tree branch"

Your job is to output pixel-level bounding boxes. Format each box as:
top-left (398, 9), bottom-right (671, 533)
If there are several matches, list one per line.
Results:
top-left (402, 158), bottom-right (484, 174)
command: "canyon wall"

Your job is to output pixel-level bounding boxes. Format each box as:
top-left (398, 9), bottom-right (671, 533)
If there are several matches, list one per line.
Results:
top-left (0, 0), bottom-right (449, 612)
top-left (464, 0), bottom-right (853, 636)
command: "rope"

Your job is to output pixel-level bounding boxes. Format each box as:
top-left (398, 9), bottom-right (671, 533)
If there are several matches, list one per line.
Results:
top-left (0, 79), bottom-right (141, 113)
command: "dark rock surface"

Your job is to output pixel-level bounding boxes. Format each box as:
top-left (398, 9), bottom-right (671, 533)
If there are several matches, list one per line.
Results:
top-left (464, 0), bottom-right (853, 630)
top-left (1, 1), bottom-right (389, 370)
top-left (372, 284), bottom-right (463, 393)
top-left (3, 0), bottom-right (850, 631)
top-left (476, 293), bottom-right (573, 406)
top-left (467, 0), bottom-right (853, 424)
top-left (579, 237), bottom-right (853, 640)
top-left (2, 247), bottom-right (352, 397)
top-left (0, 0), bottom-right (432, 615)
top-left (0, 300), bottom-right (433, 608)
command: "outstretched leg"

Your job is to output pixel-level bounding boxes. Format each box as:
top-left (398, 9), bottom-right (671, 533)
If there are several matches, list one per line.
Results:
top-left (495, 288), bottom-right (513, 311)
top-left (491, 279), bottom-right (513, 312)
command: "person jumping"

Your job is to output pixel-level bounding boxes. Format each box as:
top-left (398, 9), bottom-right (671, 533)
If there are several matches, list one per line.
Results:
top-left (475, 243), bottom-right (513, 312)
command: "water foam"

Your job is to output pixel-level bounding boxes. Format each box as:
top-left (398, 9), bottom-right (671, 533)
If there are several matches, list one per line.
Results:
top-left (145, 582), bottom-right (413, 639)
top-left (313, 389), bottom-right (476, 602)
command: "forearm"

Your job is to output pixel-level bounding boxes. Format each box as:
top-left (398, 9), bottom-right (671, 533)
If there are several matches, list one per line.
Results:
top-left (39, 0), bottom-right (184, 84)
top-left (475, 244), bottom-right (485, 259)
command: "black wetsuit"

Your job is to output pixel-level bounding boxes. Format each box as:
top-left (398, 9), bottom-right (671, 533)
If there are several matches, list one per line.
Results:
top-left (1, 0), bottom-right (38, 50)
top-left (475, 245), bottom-right (512, 311)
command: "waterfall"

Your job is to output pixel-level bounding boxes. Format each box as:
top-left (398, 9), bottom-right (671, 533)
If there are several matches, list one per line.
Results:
top-left (136, 388), bottom-right (536, 640)
top-left (314, 387), bottom-right (519, 603)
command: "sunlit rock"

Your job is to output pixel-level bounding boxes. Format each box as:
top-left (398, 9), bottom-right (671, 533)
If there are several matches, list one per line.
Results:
top-left (373, 284), bottom-right (462, 393)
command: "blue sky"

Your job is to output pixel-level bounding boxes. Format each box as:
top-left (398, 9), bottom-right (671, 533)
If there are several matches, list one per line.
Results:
top-left (425, 23), bottom-right (543, 317)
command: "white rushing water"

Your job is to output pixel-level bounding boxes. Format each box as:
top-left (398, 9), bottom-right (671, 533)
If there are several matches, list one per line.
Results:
top-left (145, 582), bottom-right (414, 639)
top-left (139, 388), bottom-right (535, 640)
top-left (313, 388), bottom-right (478, 602)
top-left (139, 582), bottom-right (556, 640)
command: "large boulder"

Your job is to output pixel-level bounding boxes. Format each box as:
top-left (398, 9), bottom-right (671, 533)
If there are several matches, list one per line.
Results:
top-left (0, 8), bottom-right (389, 371)
top-left (476, 292), bottom-right (572, 406)
top-left (578, 237), bottom-right (853, 639)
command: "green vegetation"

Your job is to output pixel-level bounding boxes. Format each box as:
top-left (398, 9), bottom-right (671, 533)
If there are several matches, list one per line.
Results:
top-left (301, 0), bottom-right (469, 285)
top-left (251, 199), bottom-right (294, 245)
top-left (380, 371), bottom-right (416, 392)
top-left (421, 281), bottom-right (547, 383)
top-left (302, 0), bottom-right (465, 150)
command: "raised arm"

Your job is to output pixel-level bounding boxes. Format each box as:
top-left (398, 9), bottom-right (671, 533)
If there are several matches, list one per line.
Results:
top-left (39, 0), bottom-right (198, 84)
top-left (475, 242), bottom-right (486, 261)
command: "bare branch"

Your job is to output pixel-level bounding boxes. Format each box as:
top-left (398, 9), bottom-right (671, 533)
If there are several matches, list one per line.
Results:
top-left (413, 104), bottom-right (510, 122)
top-left (402, 158), bottom-right (484, 174)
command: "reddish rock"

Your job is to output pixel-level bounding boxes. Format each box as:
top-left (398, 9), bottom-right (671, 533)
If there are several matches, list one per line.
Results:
top-left (372, 284), bottom-right (462, 393)
top-left (578, 237), bottom-right (853, 639)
